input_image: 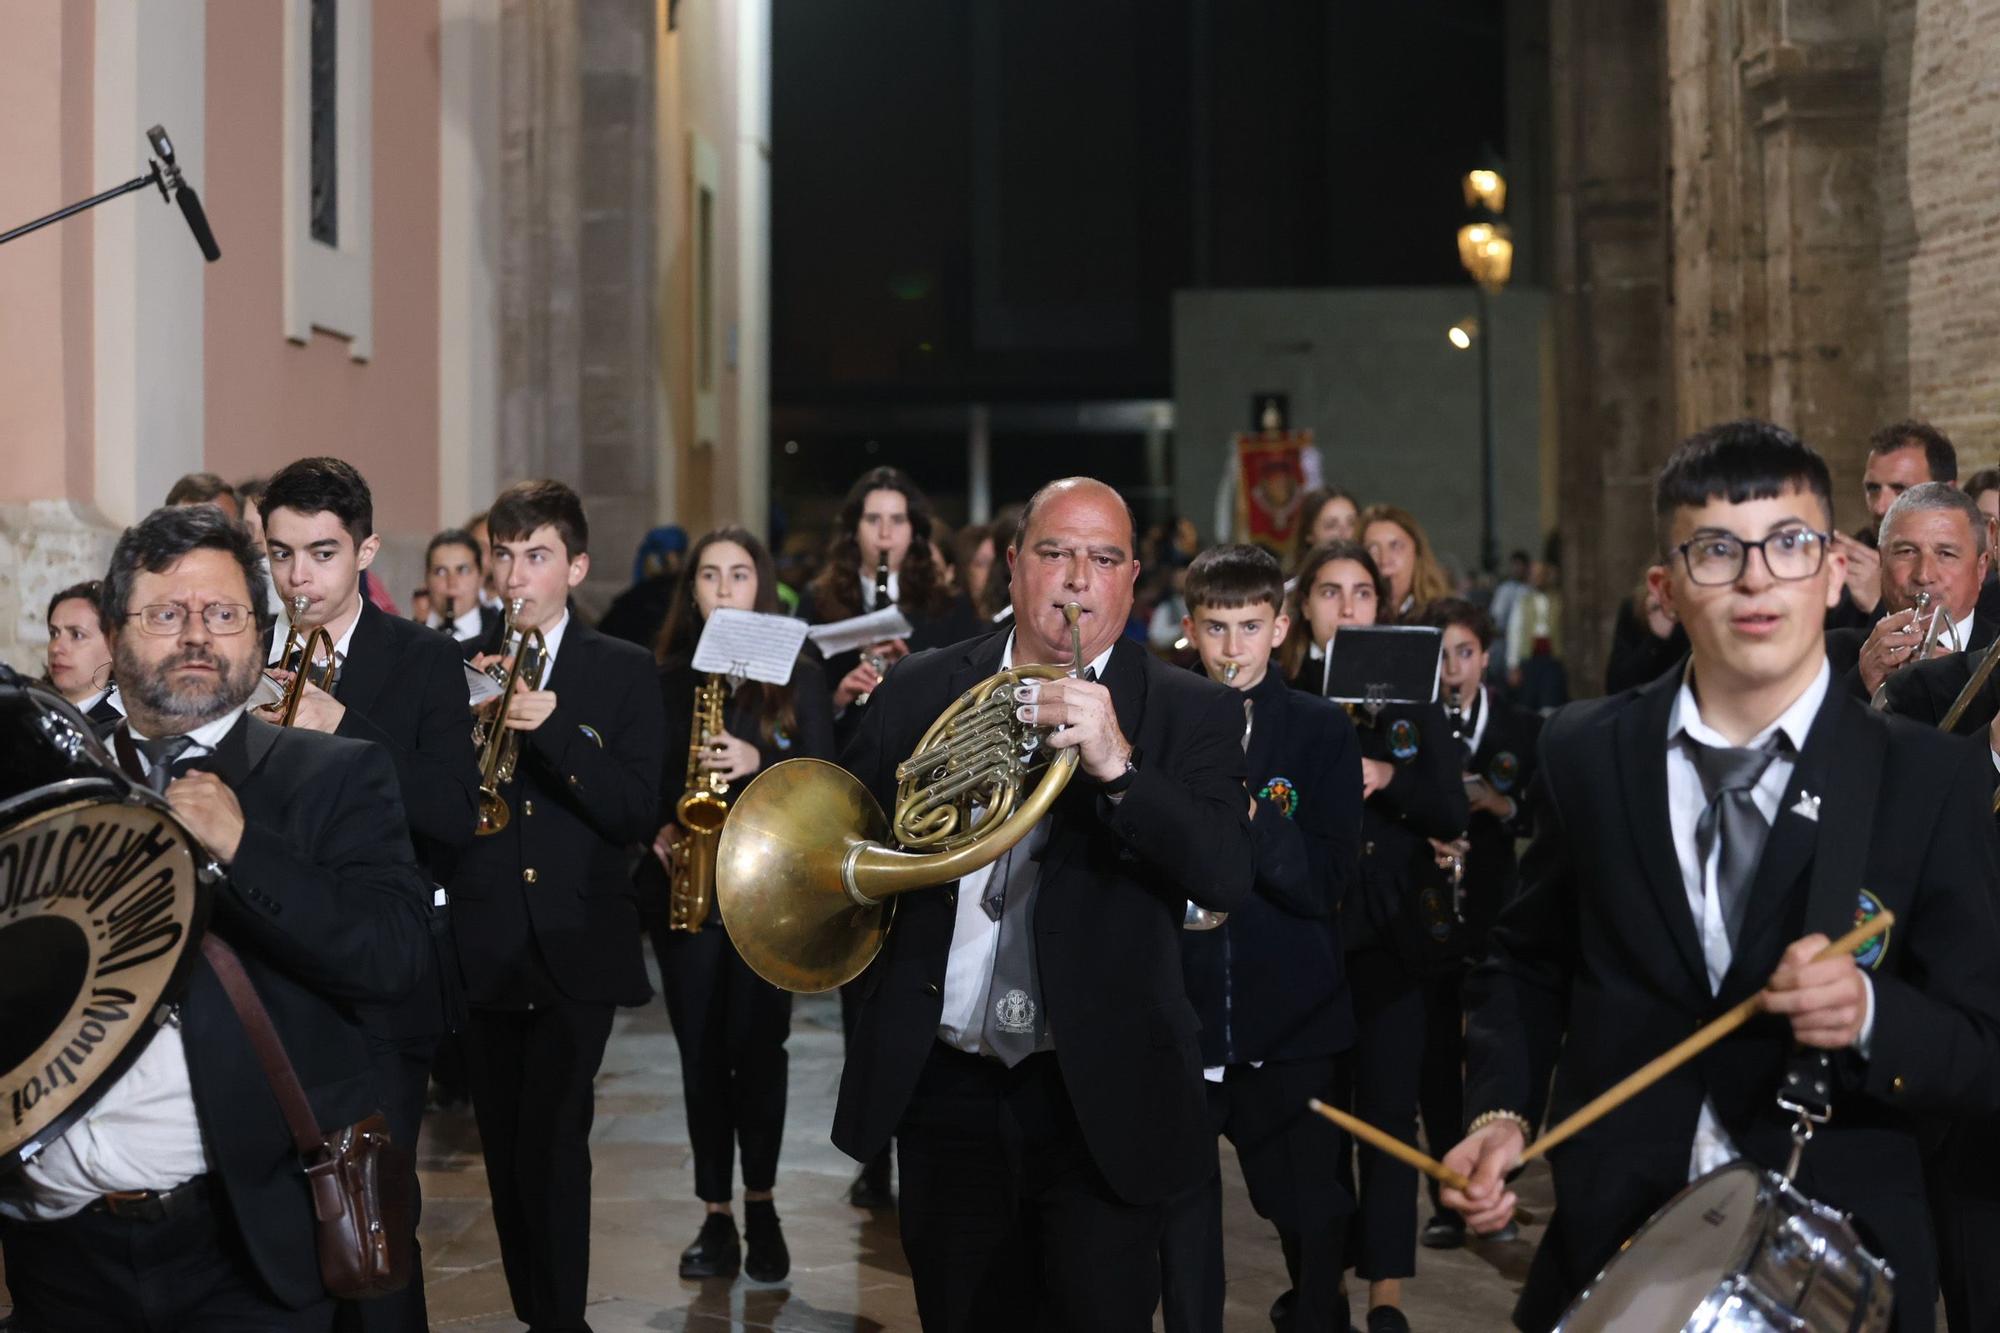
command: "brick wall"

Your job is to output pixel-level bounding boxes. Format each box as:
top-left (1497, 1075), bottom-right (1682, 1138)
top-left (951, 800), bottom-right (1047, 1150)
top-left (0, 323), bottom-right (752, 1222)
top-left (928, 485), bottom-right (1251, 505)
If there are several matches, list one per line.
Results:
top-left (1879, 0), bottom-right (2000, 464)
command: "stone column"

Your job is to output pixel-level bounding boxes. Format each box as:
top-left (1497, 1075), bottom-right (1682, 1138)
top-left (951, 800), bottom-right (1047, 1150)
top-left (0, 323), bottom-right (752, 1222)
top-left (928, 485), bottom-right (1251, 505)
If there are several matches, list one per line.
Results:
top-left (498, 0), bottom-right (658, 610)
top-left (1548, 0), bottom-right (1670, 694)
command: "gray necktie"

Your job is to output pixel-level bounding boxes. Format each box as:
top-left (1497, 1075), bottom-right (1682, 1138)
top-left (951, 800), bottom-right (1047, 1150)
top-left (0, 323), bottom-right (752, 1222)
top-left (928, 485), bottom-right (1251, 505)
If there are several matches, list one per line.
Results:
top-left (979, 817), bottom-right (1054, 1066)
top-left (135, 733), bottom-right (195, 794)
top-left (1686, 734), bottom-right (1789, 946)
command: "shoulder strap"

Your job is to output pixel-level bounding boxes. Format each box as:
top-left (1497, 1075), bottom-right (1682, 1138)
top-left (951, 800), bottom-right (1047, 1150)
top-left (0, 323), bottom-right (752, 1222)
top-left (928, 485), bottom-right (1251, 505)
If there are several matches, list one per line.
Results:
top-left (199, 934), bottom-right (323, 1156)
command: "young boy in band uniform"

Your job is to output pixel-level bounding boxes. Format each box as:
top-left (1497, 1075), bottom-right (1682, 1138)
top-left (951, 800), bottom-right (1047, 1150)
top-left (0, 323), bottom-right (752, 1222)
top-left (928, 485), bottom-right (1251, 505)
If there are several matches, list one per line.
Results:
top-left (1444, 421), bottom-right (2000, 1333)
top-left (1158, 545), bottom-right (1363, 1333)
top-left (444, 481), bottom-right (665, 1333)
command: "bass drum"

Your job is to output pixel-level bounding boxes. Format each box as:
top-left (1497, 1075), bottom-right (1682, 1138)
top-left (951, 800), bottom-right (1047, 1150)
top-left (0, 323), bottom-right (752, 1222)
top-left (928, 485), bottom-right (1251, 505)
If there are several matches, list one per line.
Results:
top-left (0, 670), bottom-right (213, 1172)
top-left (1555, 1162), bottom-right (1894, 1333)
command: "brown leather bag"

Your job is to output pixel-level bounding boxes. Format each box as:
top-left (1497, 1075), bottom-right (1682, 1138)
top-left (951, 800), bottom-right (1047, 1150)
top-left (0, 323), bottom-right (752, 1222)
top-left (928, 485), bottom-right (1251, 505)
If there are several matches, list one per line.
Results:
top-left (201, 935), bottom-right (414, 1299)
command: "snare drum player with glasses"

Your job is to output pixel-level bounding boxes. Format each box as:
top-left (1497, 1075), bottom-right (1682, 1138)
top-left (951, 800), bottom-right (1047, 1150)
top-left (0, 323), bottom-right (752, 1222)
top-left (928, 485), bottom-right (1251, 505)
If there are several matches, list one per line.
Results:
top-left (1442, 420), bottom-right (2000, 1333)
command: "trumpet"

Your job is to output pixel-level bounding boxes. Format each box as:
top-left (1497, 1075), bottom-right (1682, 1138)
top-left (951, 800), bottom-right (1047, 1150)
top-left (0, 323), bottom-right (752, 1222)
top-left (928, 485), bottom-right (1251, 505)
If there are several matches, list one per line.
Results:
top-left (715, 603), bottom-right (1086, 992)
top-left (668, 673), bottom-right (731, 931)
top-left (1871, 591), bottom-right (1959, 710)
top-left (473, 600), bottom-right (547, 836)
top-left (272, 595), bottom-right (338, 726)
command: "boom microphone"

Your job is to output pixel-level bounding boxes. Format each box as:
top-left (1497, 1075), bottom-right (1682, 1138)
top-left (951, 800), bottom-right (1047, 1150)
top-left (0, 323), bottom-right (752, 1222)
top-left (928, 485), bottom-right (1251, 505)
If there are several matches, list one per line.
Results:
top-left (145, 124), bottom-right (221, 262)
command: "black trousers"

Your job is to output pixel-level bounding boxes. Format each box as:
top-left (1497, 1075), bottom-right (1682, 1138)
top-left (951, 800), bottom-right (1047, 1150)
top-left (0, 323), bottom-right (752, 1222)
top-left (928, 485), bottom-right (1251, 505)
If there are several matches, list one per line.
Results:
top-left (463, 1000), bottom-right (615, 1333)
top-left (1338, 949), bottom-right (1425, 1282)
top-left (0, 1176), bottom-right (331, 1332)
top-left (651, 923), bottom-right (793, 1202)
top-left (1417, 967), bottom-right (1465, 1212)
top-left (1159, 1057), bottom-right (1353, 1333)
top-left (335, 1040), bottom-right (436, 1333)
top-left (1926, 1123), bottom-right (2000, 1333)
top-left (896, 1042), bottom-right (1166, 1333)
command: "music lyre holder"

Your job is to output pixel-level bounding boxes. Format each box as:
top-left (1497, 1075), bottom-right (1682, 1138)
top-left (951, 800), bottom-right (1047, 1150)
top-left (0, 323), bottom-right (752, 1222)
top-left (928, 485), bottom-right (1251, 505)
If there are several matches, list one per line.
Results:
top-left (0, 124), bottom-right (221, 261)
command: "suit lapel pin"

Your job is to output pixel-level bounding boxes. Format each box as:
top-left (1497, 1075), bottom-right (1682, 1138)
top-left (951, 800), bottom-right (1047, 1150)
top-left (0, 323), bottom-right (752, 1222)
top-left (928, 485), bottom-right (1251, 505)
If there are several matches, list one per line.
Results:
top-left (1789, 791), bottom-right (1821, 822)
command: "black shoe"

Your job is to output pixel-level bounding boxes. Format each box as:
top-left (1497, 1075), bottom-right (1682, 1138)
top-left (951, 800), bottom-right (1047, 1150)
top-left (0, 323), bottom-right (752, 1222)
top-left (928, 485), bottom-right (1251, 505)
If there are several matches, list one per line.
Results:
top-left (678, 1212), bottom-right (741, 1279)
top-left (743, 1199), bottom-right (790, 1282)
top-left (1268, 1287), bottom-right (1294, 1330)
top-left (1482, 1220), bottom-right (1520, 1243)
top-left (847, 1154), bottom-right (894, 1209)
top-left (1365, 1308), bottom-right (1411, 1333)
top-left (1420, 1211), bottom-right (1466, 1249)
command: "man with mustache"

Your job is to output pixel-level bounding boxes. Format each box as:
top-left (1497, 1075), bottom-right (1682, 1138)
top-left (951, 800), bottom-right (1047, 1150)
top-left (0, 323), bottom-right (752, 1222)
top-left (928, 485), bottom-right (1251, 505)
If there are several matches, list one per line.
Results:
top-left (835, 476), bottom-right (1254, 1331)
top-left (0, 504), bottom-right (431, 1330)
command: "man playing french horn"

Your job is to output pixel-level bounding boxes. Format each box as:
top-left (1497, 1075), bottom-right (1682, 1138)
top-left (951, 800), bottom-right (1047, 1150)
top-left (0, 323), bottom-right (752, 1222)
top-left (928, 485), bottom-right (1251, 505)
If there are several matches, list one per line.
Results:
top-left (829, 477), bottom-right (1254, 1332)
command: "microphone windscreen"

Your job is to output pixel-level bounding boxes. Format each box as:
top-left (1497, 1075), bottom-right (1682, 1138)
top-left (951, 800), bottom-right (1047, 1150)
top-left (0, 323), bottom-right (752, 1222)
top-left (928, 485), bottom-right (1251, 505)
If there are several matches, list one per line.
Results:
top-left (174, 184), bottom-right (221, 262)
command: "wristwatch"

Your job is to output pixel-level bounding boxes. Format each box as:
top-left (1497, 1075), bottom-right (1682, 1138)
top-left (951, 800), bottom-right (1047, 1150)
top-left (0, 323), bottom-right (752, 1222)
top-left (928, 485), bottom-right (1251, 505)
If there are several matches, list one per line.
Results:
top-left (1100, 749), bottom-right (1140, 796)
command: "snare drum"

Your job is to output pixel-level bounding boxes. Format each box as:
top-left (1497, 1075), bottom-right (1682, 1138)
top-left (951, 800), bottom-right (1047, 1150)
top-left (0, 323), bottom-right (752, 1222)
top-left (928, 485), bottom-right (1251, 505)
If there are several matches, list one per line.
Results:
top-left (0, 670), bottom-right (214, 1171)
top-left (1555, 1162), bottom-right (1894, 1333)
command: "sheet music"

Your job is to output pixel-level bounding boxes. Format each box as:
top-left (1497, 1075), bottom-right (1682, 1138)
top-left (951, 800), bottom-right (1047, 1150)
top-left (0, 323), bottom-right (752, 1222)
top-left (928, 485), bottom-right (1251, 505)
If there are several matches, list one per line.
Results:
top-left (693, 608), bottom-right (811, 685)
top-left (464, 663), bottom-right (505, 706)
top-left (804, 605), bottom-right (915, 657)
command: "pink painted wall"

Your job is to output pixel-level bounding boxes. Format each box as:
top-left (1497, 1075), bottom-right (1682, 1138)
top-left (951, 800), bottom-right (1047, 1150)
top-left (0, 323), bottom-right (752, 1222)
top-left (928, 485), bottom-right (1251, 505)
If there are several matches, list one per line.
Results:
top-left (202, 0), bottom-right (441, 533)
top-left (0, 4), bottom-right (93, 505)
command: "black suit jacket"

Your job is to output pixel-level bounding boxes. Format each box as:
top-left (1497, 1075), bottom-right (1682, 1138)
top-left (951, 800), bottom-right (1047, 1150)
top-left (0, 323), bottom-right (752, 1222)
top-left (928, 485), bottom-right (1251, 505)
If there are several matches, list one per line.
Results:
top-left (176, 715), bottom-right (432, 1309)
top-left (831, 631), bottom-right (1255, 1205)
top-left (1465, 665), bottom-right (2000, 1331)
top-left (1882, 632), bottom-right (2000, 741)
top-left (1827, 611), bottom-right (1996, 701)
top-left (328, 599), bottom-right (480, 1043)
top-left (452, 603), bottom-right (505, 661)
top-left (1181, 667), bottom-right (1360, 1067)
top-left (445, 619), bottom-right (664, 1009)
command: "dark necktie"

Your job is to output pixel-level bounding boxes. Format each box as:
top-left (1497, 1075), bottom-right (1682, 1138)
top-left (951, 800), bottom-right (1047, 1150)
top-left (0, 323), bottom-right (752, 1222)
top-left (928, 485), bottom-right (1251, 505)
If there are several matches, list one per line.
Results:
top-left (1685, 734), bottom-right (1789, 947)
top-left (134, 733), bottom-right (196, 794)
top-left (979, 815), bottom-right (1053, 1066)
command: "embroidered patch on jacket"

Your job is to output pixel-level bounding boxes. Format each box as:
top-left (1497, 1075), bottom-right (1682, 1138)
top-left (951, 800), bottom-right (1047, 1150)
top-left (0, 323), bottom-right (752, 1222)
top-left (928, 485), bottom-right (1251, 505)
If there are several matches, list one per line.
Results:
top-left (1488, 750), bottom-right (1520, 793)
top-left (577, 724), bottom-right (605, 748)
top-left (1257, 776), bottom-right (1299, 819)
top-left (1388, 718), bottom-right (1420, 761)
top-left (774, 726), bottom-right (793, 751)
top-left (1853, 890), bottom-right (1890, 971)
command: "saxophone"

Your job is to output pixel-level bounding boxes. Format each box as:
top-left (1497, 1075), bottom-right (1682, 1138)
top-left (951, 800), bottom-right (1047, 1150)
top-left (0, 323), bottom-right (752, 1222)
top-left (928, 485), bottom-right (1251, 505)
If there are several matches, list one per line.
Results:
top-left (668, 673), bottom-right (732, 931)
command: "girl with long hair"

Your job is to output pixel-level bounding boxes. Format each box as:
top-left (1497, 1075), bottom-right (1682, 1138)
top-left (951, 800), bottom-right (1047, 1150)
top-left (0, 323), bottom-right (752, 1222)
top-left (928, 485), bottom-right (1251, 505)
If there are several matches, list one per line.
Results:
top-left (1358, 504), bottom-right (1452, 620)
top-left (1293, 486), bottom-right (1361, 571)
top-left (643, 527), bottom-right (836, 1284)
top-left (1284, 542), bottom-right (1468, 1331)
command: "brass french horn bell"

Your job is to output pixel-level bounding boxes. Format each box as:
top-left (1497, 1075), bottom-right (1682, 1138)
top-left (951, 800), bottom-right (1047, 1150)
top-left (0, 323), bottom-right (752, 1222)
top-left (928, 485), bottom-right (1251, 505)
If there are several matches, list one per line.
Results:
top-left (716, 602), bottom-right (1086, 992)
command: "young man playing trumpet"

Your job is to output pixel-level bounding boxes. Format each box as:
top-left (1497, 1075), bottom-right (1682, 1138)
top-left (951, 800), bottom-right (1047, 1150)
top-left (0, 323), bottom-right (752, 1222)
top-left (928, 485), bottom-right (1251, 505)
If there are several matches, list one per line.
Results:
top-left (259, 456), bottom-right (481, 1333)
top-left (447, 480), bottom-right (663, 1333)
top-left (1443, 421), bottom-right (2000, 1333)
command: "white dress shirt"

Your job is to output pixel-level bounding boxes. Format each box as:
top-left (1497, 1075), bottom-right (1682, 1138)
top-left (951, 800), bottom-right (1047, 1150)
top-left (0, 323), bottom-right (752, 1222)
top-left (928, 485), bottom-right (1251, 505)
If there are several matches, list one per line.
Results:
top-left (937, 634), bottom-right (1117, 1053)
top-left (1666, 660), bottom-right (1871, 1178)
top-left (0, 705), bottom-right (247, 1220)
top-left (429, 602), bottom-right (486, 643)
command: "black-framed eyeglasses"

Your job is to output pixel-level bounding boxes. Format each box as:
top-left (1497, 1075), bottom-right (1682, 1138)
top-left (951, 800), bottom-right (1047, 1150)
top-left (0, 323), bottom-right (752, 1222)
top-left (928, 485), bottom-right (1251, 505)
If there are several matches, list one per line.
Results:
top-left (127, 602), bottom-right (254, 636)
top-left (1672, 527), bottom-right (1829, 587)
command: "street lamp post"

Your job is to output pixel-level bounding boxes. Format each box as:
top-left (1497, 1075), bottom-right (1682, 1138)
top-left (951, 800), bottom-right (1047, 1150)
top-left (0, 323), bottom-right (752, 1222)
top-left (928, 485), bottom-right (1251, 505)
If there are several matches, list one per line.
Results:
top-left (1456, 156), bottom-right (1512, 575)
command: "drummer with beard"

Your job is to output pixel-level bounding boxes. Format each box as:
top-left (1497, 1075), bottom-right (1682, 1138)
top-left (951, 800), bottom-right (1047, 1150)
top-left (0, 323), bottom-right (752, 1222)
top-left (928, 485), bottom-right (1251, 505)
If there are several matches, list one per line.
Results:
top-left (0, 504), bottom-right (431, 1331)
top-left (1442, 421), bottom-right (2000, 1333)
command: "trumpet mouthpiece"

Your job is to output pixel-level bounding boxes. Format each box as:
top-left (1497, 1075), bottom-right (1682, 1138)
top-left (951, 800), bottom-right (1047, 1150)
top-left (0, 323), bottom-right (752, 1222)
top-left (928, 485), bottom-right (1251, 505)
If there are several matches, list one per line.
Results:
top-left (1062, 601), bottom-right (1082, 624)
top-left (291, 594), bottom-right (309, 615)
top-left (1222, 662), bottom-right (1239, 683)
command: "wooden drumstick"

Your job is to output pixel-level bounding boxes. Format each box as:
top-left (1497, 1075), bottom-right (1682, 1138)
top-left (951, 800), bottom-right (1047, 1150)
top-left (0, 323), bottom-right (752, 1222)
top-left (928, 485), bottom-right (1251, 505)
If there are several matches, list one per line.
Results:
top-left (1520, 910), bottom-right (1895, 1164)
top-left (1305, 1099), bottom-right (1538, 1228)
